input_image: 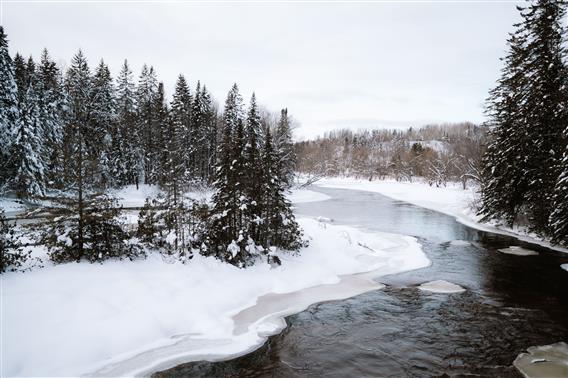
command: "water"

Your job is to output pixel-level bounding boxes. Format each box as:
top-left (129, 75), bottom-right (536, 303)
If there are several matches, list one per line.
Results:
top-left (157, 187), bottom-right (568, 377)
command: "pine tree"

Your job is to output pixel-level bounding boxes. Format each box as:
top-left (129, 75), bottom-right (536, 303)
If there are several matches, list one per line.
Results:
top-left (479, 0), bottom-right (568, 235)
top-left (170, 74), bottom-right (193, 185)
top-left (260, 127), bottom-right (304, 253)
top-left (200, 86), bottom-right (217, 183)
top-left (153, 82), bottom-right (170, 187)
top-left (479, 30), bottom-right (531, 225)
top-left (550, 141), bottom-right (568, 244)
top-left (12, 81), bottom-right (46, 198)
top-left (0, 27), bottom-right (19, 190)
top-left (114, 59), bottom-right (139, 187)
top-left (37, 49), bottom-right (65, 190)
top-left (91, 59), bottom-right (116, 188)
top-left (274, 108), bottom-right (296, 187)
top-left (136, 64), bottom-right (159, 184)
top-left (243, 93), bottom-right (264, 241)
top-left (0, 208), bottom-right (27, 273)
top-left (8, 55), bottom-right (48, 198)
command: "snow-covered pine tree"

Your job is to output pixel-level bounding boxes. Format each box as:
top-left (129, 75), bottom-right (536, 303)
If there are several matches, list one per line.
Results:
top-left (114, 59), bottom-right (140, 187)
top-left (200, 86), bottom-right (217, 183)
top-left (479, 29), bottom-right (531, 226)
top-left (153, 82), bottom-right (170, 187)
top-left (91, 59), bottom-right (116, 188)
top-left (136, 64), bottom-right (159, 184)
top-left (260, 127), bottom-right (304, 253)
top-left (191, 81), bottom-right (206, 180)
top-left (0, 27), bottom-right (19, 190)
top-left (274, 108), bottom-right (296, 187)
top-left (9, 55), bottom-right (48, 199)
top-left (480, 0), bottom-right (568, 234)
top-left (243, 93), bottom-right (264, 242)
top-left (0, 208), bottom-right (27, 273)
top-left (550, 138), bottom-right (568, 245)
top-left (520, 0), bottom-right (568, 233)
top-left (170, 74), bottom-right (193, 185)
top-left (37, 49), bottom-right (65, 190)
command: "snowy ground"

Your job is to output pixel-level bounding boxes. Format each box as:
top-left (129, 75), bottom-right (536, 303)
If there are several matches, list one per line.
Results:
top-left (316, 177), bottom-right (568, 254)
top-left (0, 190), bottom-right (429, 377)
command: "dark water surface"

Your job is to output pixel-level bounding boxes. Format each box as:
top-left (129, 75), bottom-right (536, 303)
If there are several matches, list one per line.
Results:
top-left (158, 187), bottom-right (568, 377)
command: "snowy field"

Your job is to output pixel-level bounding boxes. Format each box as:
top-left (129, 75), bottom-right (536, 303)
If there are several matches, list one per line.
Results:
top-left (0, 190), bottom-right (428, 377)
top-left (316, 177), bottom-right (568, 254)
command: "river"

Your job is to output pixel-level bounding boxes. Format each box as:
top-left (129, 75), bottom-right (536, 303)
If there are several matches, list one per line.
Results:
top-left (157, 187), bottom-right (568, 377)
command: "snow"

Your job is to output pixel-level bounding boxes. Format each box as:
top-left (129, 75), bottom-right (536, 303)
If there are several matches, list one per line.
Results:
top-left (418, 280), bottom-right (466, 294)
top-left (0, 198), bottom-right (26, 213)
top-left (1, 217), bottom-right (429, 377)
top-left (561, 264), bottom-right (568, 272)
top-left (109, 184), bottom-right (162, 207)
top-left (498, 246), bottom-right (539, 256)
top-left (513, 342), bottom-right (568, 378)
top-left (316, 177), bottom-right (568, 254)
top-left (449, 240), bottom-right (471, 246)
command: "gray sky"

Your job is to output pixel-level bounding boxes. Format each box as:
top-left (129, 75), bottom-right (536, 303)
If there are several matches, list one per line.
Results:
top-left (3, 0), bottom-right (525, 139)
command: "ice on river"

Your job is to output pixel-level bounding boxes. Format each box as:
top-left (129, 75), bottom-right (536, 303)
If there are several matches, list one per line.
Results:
top-left (1, 217), bottom-right (429, 377)
top-left (418, 280), bottom-right (466, 294)
top-left (513, 342), bottom-right (568, 378)
top-left (498, 246), bottom-right (539, 256)
top-left (449, 240), bottom-right (472, 246)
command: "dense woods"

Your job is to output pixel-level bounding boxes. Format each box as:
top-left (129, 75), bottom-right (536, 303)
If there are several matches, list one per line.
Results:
top-left (0, 26), bottom-right (302, 270)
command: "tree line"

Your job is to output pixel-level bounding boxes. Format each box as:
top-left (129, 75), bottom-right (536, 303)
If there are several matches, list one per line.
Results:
top-left (295, 122), bottom-right (486, 189)
top-left (0, 26), bottom-right (303, 271)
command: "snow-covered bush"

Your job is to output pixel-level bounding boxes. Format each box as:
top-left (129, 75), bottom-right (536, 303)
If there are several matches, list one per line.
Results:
top-left (0, 209), bottom-right (29, 273)
top-left (43, 194), bottom-right (143, 264)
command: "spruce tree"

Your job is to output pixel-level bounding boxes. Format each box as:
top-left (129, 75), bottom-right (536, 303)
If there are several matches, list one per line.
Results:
top-left (0, 209), bottom-right (27, 273)
top-left (91, 59), bottom-right (116, 188)
top-left (9, 55), bottom-right (48, 198)
top-left (114, 59), bottom-right (139, 187)
top-left (274, 108), bottom-right (296, 187)
top-left (170, 74), bottom-right (193, 185)
top-left (136, 64), bottom-right (159, 184)
top-left (37, 49), bottom-right (64, 190)
top-left (0, 27), bottom-right (19, 190)
top-left (479, 0), bottom-right (568, 235)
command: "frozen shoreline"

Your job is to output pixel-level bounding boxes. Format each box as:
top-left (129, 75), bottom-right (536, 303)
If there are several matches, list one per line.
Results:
top-left (1, 191), bottom-right (429, 377)
top-left (316, 177), bottom-right (568, 254)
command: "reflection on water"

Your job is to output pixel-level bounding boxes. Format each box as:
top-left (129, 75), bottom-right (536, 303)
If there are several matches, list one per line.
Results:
top-left (157, 187), bottom-right (568, 377)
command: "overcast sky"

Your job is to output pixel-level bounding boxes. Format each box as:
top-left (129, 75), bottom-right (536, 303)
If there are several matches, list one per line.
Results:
top-left (3, 0), bottom-right (527, 139)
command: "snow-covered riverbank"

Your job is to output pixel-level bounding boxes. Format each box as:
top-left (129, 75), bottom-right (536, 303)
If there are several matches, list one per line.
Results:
top-left (316, 177), bottom-right (568, 254)
top-left (1, 190), bottom-right (428, 377)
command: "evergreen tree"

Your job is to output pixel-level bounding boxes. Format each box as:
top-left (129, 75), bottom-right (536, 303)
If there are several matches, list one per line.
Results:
top-left (114, 59), bottom-right (139, 187)
top-left (91, 59), bottom-right (116, 188)
top-left (550, 132), bottom-right (568, 244)
top-left (37, 49), bottom-right (65, 190)
top-left (136, 64), bottom-right (159, 184)
top-left (479, 0), bottom-right (568, 235)
top-left (153, 82), bottom-right (170, 187)
top-left (200, 86), bottom-right (217, 182)
top-left (0, 209), bottom-right (27, 273)
top-left (274, 108), bottom-right (296, 187)
top-left (0, 27), bottom-right (19, 190)
top-left (260, 127), bottom-right (304, 252)
top-left (12, 81), bottom-right (46, 198)
top-left (170, 74), bottom-right (192, 185)
top-left (243, 93), bottom-right (263, 241)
